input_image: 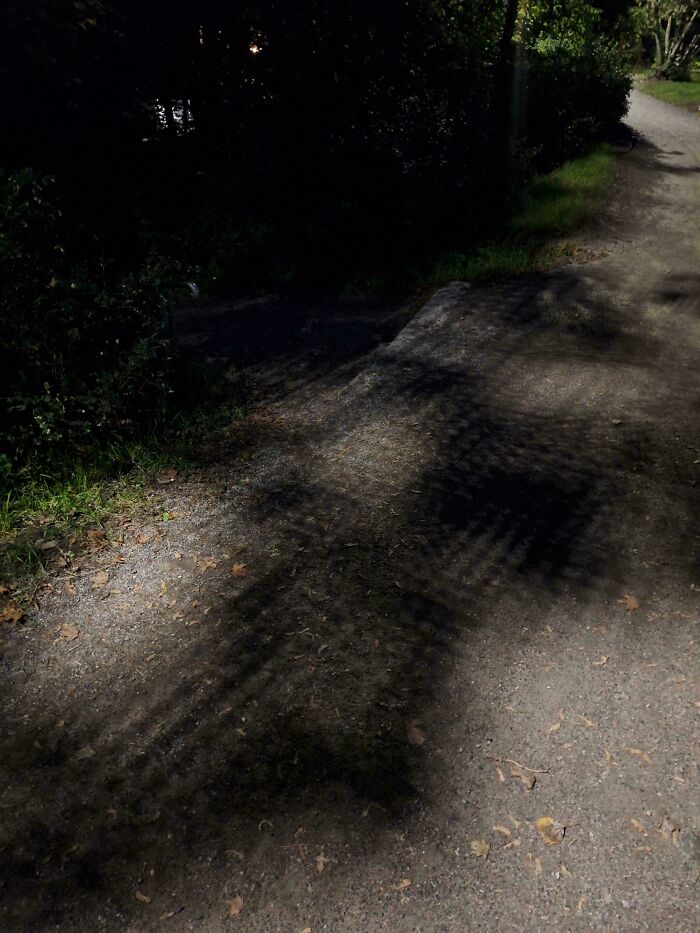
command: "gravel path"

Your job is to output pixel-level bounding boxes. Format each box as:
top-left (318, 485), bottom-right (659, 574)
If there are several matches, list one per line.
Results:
top-left (1, 91), bottom-right (698, 931)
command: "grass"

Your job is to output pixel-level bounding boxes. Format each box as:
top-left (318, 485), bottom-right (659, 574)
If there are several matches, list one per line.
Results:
top-left (635, 73), bottom-right (700, 112)
top-left (421, 144), bottom-right (616, 287)
top-left (0, 399), bottom-right (245, 588)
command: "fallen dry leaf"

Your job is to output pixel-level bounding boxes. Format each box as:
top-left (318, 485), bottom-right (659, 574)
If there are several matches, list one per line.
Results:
top-left (630, 818), bottom-right (646, 835)
top-left (63, 580), bottom-right (77, 596)
top-left (159, 908), bottom-right (184, 921)
top-left (156, 467), bottom-right (178, 484)
top-left (195, 556), bottom-right (218, 573)
top-left (392, 879), bottom-right (412, 891)
top-left (503, 839), bottom-right (522, 850)
top-left (0, 603), bottom-right (24, 624)
top-left (492, 824), bottom-right (511, 837)
top-left (226, 895), bottom-right (244, 916)
top-left (603, 748), bottom-right (620, 768)
top-left (509, 764), bottom-right (536, 791)
top-left (534, 816), bottom-right (566, 846)
top-left (577, 895), bottom-right (587, 913)
top-left (592, 655), bottom-right (609, 666)
top-left (406, 719), bottom-right (425, 747)
top-left (470, 839), bottom-right (490, 859)
top-left (547, 722), bottom-right (561, 734)
top-left (58, 623), bottom-right (80, 642)
top-left (315, 852), bottom-right (329, 874)
top-left (623, 746), bottom-right (652, 765)
top-left (633, 845), bottom-right (652, 855)
top-left (91, 570), bottom-right (109, 588)
top-left (508, 815), bottom-right (523, 829)
top-left (495, 765), bottom-right (506, 783)
top-left (656, 816), bottom-right (680, 845)
top-left (135, 891), bottom-right (151, 904)
top-left (619, 594), bottom-right (639, 612)
top-left (74, 745), bottom-right (95, 761)
top-left (231, 563), bottom-right (248, 578)
top-left (560, 864), bottom-right (573, 879)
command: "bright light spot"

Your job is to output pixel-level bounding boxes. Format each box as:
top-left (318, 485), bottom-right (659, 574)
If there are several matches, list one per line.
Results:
top-left (249, 43), bottom-right (261, 54)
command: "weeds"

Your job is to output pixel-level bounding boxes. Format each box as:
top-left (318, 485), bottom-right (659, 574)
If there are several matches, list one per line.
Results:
top-left (422, 145), bottom-right (616, 287)
top-left (1, 399), bottom-right (245, 587)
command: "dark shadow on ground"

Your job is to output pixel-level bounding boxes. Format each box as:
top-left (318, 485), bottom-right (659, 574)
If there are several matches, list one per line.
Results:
top-left (1, 119), bottom-right (699, 929)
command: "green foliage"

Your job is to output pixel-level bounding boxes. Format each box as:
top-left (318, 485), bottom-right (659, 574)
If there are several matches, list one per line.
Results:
top-left (0, 170), bottom-right (173, 470)
top-left (526, 2), bottom-right (632, 168)
top-left (634, 0), bottom-right (699, 78)
top-left (423, 145), bottom-right (616, 286)
top-left (636, 73), bottom-right (700, 108)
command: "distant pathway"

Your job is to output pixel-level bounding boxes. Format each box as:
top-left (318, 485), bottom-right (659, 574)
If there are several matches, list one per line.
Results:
top-left (1, 91), bottom-right (698, 931)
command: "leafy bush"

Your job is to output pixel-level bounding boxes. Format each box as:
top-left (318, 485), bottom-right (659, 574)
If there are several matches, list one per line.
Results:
top-left (527, 21), bottom-right (632, 168)
top-left (0, 170), bottom-right (174, 474)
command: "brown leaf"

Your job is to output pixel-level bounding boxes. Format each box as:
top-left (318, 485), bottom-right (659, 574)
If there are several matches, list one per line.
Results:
top-left (135, 891), bottom-right (152, 904)
top-left (470, 839), bottom-right (490, 859)
top-left (58, 623), bottom-right (80, 642)
top-left (392, 879), bottom-right (412, 891)
top-left (603, 747), bottom-right (620, 768)
top-left (226, 895), bottom-right (244, 916)
top-left (592, 655), bottom-right (609, 666)
top-left (509, 764), bottom-right (536, 791)
top-left (315, 852), bottom-right (329, 874)
top-left (231, 563), bottom-right (248, 578)
top-left (503, 839), bottom-right (522, 850)
top-left (0, 603), bottom-right (24, 624)
top-left (74, 745), bottom-right (95, 761)
top-left (85, 529), bottom-right (106, 547)
top-left (159, 908), bottom-right (184, 922)
top-left (619, 594), bottom-right (639, 612)
top-left (656, 816), bottom-right (680, 845)
top-left (91, 570), bottom-right (109, 588)
top-left (630, 818), bottom-right (646, 835)
top-left (406, 719), bottom-right (425, 747)
top-left (63, 580), bottom-right (77, 596)
top-left (495, 765), bottom-right (506, 783)
top-left (492, 824), bottom-right (512, 837)
top-left (156, 467), bottom-right (178, 484)
top-left (547, 722), bottom-right (561, 734)
top-left (195, 556), bottom-right (218, 573)
top-left (573, 713), bottom-right (596, 729)
top-left (508, 815), bottom-right (523, 829)
top-left (534, 816), bottom-right (565, 845)
top-left (39, 539), bottom-right (59, 551)
top-left (560, 864), bottom-right (573, 879)
top-left (623, 746), bottom-right (652, 765)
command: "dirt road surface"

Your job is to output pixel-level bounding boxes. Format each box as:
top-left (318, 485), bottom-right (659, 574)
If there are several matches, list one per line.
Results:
top-left (1, 90), bottom-right (698, 931)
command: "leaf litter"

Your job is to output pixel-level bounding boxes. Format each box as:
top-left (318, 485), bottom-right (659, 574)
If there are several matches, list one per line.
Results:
top-left (470, 839), bottom-right (490, 859)
top-left (534, 816), bottom-right (566, 846)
